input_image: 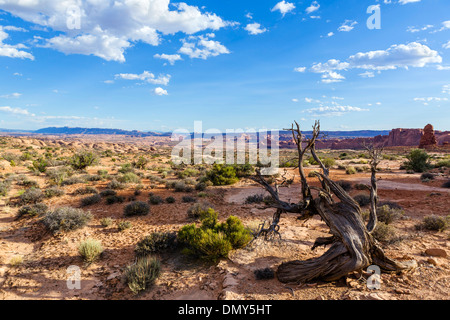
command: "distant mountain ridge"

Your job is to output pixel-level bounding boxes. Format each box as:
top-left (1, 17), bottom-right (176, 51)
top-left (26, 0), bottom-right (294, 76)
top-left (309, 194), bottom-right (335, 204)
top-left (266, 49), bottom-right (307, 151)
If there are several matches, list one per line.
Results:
top-left (32, 127), bottom-right (171, 137)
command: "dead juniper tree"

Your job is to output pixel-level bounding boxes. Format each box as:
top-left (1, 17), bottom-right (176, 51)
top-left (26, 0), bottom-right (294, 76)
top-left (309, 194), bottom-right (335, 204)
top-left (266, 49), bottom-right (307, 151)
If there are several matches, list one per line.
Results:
top-left (251, 120), bottom-right (417, 283)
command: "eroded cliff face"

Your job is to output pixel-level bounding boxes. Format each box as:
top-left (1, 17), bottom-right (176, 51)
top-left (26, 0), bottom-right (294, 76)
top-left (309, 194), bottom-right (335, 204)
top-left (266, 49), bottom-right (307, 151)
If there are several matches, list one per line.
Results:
top-left (278, 125), bottom-right (449, 150)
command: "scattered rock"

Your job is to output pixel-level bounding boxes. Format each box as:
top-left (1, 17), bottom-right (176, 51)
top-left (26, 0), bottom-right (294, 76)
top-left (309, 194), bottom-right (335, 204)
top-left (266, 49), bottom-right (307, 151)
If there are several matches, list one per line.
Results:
top-left (425, 248), bottom-right (447, 258)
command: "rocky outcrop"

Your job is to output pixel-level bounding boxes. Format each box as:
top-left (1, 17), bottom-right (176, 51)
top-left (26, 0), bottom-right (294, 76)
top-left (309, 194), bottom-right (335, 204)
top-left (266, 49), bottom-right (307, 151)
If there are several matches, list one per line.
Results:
top-left (419, 124), bottom-right (438, 149)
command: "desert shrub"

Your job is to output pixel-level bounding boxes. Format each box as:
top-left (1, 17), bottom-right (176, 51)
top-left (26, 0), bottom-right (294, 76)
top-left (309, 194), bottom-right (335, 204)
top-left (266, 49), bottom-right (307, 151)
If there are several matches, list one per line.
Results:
top-left (372, 222), bottom-right (397, 243)
top-left (118, 172), bottom-right (141, 184)
top-left (254, 268), bottom-right (275, 280)
top-left (44, 187), bottom-right (65, 198)
top-left (354, 183), bottom-right (368, 190)
top-left (132, 156), bottom-right (148, 170)
top-left (118, 220), bottom-right (133, 231)
top-left (178, 209), bottom-right (252, 261)
top-left (346, 166), bottom-right (357, 175)
top-left (97, 169), bottom-right (109, 177)
top-left (107, 179), bottom-right (125, 190)
top-left (100, 189), bottom-right (117, 197)
top-left (336, 180), bottom-right (352, 192)
top-left (403, 149), bottom-right (431, 173)
top-left (17, 203), bottom-right (48, 219)
top-left (172, 181), bottom-right (187, 192)
top-left (74, 186), bottom-right (98, 195)
top-left (105, 195), bottom-right (125, 205)
top-left (165, 196), bottom-right (176, 203)
top-left (149, 195), bottom-right (163, 205)
top-left (182, 195), bottom-right (197, 203)
top-left (81, 194), bottom-right (102, 207)
top-left (61, 176), bottom-right (84, 186)
top-left (125, 256), bottom-right (161, 294)
top-left (376, 205), bottom-right (404, 224)
top-left (70, 151), bottom-right (98, 170)
top-left (435, 159), bottom-right (450, 168)
top-left (124, 201), bottom-right (150, 217)
top-left (245, 194), bottom-right (265, 204)
top-left (442, 180), bottom-right (450, 188)
top-left (16, 176), bottom-right (38, 188)
top-left (308, 170), bottom-right (318, 177)
top-left (195, 182), bottom-right (207, 191)
top-left (206, 164), bottom-right (239, 186)
top-left (187, 202), bottom-right (214, 220)
top-left (322, 158), bottom-right (336, 169)
top-left (46, 167), bottom-right (73, 185)
top-left (420, 172), bottom-right (434, 182)
top-left (177, 168), bottom-right (200, 179)
top-left (135, 232), bottom-right (178, 256)
top-left (42, 207), bottom-right (92, 234)
top-left (100, 217), bottom-right (113, 227)
top-left (0, 180), bottom-right (11, 197)
top-left (78, 239), bottom-right (103, 263)
top-left (20, 188), bottom-right (44, 204)
top-left (233, 164), bottom-right (254, 178)
top-left (9, 256), bottom-right (23, 268)
top-left (353, 194), bottom-right (371, 207)
top-left (84, 174), bottom-right (103, 182)
top-left (416, 215), bottom-right (450, 232)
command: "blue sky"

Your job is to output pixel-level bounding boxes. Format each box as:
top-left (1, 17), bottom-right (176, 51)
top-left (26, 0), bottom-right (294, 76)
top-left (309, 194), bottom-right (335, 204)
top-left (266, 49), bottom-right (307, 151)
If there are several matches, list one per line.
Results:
top-left (0, 0), bottom-right (449, 132)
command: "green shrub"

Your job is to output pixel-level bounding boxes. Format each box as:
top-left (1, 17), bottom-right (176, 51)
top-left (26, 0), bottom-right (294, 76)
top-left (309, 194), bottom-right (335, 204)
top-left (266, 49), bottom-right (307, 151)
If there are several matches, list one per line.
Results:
top-left (245, 194), bottom-right (265, 204)
top-left (403, 149), bottom-right (431, 173)
top-left (81, 194), bottom-right (102, 207)
top-left (118, 163), bottom-right (134, 174)
top-left (31, 158), bottom-right (48, 173)
top-left (74, 186), bottom-right (98, 195)
top-left (420, 172), bottom-right (434, 182)
top-left (206, 164), bottom-right (239, 186)
top-left (124, 201), bottom-right (150, 217)
top-left (182, 195), bottom-right (197, 203)
top-left (133, 156), bottom-right (148, 170)
top-left (165, 196), bottom-right (176, 203)
top-left (353, 194), bottom-right (371, 207)
top-left (78, 239), bottom-right (103, 263)
top-left (44, 187), bottom-right (65, 198)
top-left (178, 209), bottom-right (252, 261)
top-left (135, 232), bottom-right (178, 256)
top-left (322, 158), bottom-right (335, 169)
top-left (346, 166), bottom-right (357, 175)
top-left (118, 172), bottom-right (141, 184)
top-left (233, 164), bottom-right (254, 178)
top-left (372, 222), bottom-right (397, 243)
top-left (105, 195), bottom-right (125, 205)
top-left (308, 170), bottom-right (318, 177)
top-left (100, 217), bottom-right (113, 227)
top-left (376, 205), bottom-right (404, 224)
top-left (125, 256), bottom-right (161, 294)
top-left (107, 179), bottom-right (125, 190)
top-left (20, 188), bottom-right (44, 204)
top-left (118, 220), bottom-right (132, 231)
top-left (0, 180), bottom-right (11, 197)
top-left (17, 203), bottom-right (48, 219)
top-left (416, 215), bottom-right (450, 232)
top-left (100, 189), bottom-right (117, 197)
top-left (42, 207), bottom-right (92, 234)
top-left (61, 176), bottom-right (84, 186)
top-left (187, 202), bottom-right (214, 220)
top-left (195, 182), bottom-right (207, 191)
top-left (46, 167), bottom-right (73, 186)
top-left (435, 159), bottom-right (450, 168)
top-left (70, 151), bottom-right (98, 170)
top-left (149, 195), bottom-right (163, 205)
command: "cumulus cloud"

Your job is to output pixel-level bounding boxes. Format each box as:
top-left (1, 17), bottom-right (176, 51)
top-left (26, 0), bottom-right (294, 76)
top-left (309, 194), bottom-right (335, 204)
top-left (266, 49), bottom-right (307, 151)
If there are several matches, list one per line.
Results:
top-left (0, 106), bottom-right (34, 116)
top-left (153, 87), bottom-right (168, 96)
top-left (294, 67), bottom-right (306, 73)
top-left (0, 92), bottom-right (22, 98)
top-left (443, 41), bottom-right (450, 50)
top-left (115, 71), bottom-right (170, 85)
top-left (305, 105), bottom-right (368, 117)
top-left (271, 1), bottom-right (296, 16)
top-left (244, 22), bottom-right (267, 35)
top-left (154, 53), bottom-right (182, 65)
top-left (0, 0), bottom-right (234, 62)
top-left (0, 26), bottom-right (34, 60)
top-left (399, 0), bottom-right (421, 4)
top-left (305, 1), bottom-right (320, 14)
top-left (338, 20), bottom-right (358, 32)
top-left (179, 34), bottom-right (229, 59)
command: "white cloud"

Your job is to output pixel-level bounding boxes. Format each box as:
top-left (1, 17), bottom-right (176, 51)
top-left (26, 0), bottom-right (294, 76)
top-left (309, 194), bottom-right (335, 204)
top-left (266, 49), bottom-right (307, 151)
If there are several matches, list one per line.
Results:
top-left (153, 87), bottom-right (168, 96)
top-left (244, 22), bottom-right (267, 35)
top-left (414, 97), bottom-right (448, 102)
top-left (347, 42), bottom-right (442, 70)
top-left (305, 1), bottom-right (320, 14)
top-left (436, 65), bottom-right (450, 70)
top-left (399, 0), bottom-right (421, 4)
top-left (305, 105), bottom-right (368, 117)
top-left (154, 53), bottom-right (182, 65)
top-left (292, 98), bottom-right (299, 102)
top-left (271, 1), bottom-right (296, 16)
top-left (359, 71), bottom-right (375, 78)
top-left (326, 32), bottom-right (334, 37)
top-left (179, 34), bottom-right (229, 59)
top-left (338, 20), bottom-right (358, 32)
top-left (0, 106), bottom-right (34, 116)
top-left (0, 92), bottom-right (21, 98)
top-left (0, 26), bottom-right (34, 60)
top-left (115, 71), bottom-right (170, 85)
top-left (294, 66), bottom-right (306, 73)
top-left (321, 71), bottom-right (345, 83)
top-left (443, 41), bottom-right (450, 50)
top-left (310, 59), bottom-right (350, 73)
top-left (0, 0), bottom-right (234, 62)
top-left (406, 25), bottom-right (433, 33)
top-left (443, 85), bottom-right (450, 94)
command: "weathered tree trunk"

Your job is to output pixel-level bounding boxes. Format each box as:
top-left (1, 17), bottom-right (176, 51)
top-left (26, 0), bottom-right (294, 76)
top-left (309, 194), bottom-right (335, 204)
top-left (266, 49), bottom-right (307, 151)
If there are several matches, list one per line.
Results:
top-left (252, 121), bottom-right (417, 284)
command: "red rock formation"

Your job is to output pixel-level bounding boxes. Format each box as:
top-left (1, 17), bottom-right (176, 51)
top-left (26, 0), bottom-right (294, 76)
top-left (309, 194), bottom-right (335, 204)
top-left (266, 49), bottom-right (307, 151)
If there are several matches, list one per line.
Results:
top-left (419, 124), bottom-right (437, 149)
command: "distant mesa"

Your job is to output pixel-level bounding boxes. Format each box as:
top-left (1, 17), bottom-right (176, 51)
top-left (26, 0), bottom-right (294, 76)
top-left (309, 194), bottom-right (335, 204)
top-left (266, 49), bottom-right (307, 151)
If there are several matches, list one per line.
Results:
top-left (32, 127), bottom-right (171, 137)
